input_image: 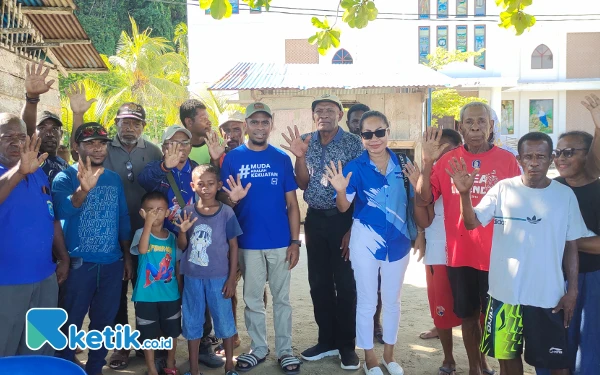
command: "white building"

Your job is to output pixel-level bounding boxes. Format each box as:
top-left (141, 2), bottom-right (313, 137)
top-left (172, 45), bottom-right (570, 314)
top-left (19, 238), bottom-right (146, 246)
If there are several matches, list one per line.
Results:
top-left (188, 0), bottom-right (600, 144)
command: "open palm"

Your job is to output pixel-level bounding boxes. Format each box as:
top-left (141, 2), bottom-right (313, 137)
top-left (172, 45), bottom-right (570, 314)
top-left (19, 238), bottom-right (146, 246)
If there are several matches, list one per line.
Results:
top-left (78, 157), bottom-right (104, 193)
top-left (25, 61), bottom-right (55, 96)
top-left (223, 174), bottom-right (251, 202)
top-left (445, 157), bottom-right (479, 194)
top-left (325, 160), bottom-right (352, 193)
top-left (582, 94), bottom-right (600, 130)
top-left (67, 83), bottom-right (96, 114)
top-left (163, 142), bottom-right (182, 169)
top-left (422, 127), bottom-right (449, 164)
top-left (206, 130), bottom-right (225, 160)
top-left (18, 134), bottom-right (48, 175)
top-left (281, 125), bottom-right (311, 158)
top-left (175, 210), bottom-right (197, 232)
top-left (403, 160), bottom-right (421, 189)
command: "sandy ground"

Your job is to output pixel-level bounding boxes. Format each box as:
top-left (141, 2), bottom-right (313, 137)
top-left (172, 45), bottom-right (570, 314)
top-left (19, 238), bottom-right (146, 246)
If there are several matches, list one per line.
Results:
top-left (73, 234), bottom-right (537, 375)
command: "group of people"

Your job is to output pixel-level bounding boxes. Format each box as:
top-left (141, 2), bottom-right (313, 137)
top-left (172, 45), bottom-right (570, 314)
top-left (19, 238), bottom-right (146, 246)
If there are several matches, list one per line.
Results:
top-left (0, 61), bottom-right (598, 375)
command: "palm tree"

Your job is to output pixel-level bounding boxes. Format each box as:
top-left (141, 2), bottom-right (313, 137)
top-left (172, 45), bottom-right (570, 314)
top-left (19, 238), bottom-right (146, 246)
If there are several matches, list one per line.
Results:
top-left (196, 88), bottom-right (246, 129)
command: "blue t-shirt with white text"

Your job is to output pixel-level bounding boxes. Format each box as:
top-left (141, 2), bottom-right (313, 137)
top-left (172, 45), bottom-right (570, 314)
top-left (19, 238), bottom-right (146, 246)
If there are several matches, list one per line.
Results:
top-left (220, 145), bottom-right (298, 249)
top-left (52, 164), bottom-right (131, 264)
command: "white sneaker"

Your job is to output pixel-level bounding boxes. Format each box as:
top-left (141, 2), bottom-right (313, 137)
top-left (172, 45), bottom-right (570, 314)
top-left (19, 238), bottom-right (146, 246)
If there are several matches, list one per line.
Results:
top-left (363, 362), bottom-right (384, 375)
top-left (381, 358), bottom-right (404, 375)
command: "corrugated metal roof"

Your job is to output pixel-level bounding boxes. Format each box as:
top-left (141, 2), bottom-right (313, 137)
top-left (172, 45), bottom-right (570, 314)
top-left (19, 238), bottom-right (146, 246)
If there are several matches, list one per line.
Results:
top-left (209, 62), bottom-right (454, 91)
top-left (1, 0), bottom-right (107, 73)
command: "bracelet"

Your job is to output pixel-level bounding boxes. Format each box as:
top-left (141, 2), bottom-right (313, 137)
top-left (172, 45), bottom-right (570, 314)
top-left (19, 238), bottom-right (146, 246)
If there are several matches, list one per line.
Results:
top-left (160, 162), bottom-right (172, 172)
top-left (25, 93), bottom-right (40, 104)
top-left (228, 196), bottom-right (238, 205)
top-left (417, 230), bottom-right (425, 234)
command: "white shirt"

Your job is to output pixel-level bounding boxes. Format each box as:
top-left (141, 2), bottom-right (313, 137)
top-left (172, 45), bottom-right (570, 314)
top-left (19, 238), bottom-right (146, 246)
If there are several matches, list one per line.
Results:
top-left (424, 198), bottom-right (447, 266)
top-left (474, 176), bottom-right (587, 308)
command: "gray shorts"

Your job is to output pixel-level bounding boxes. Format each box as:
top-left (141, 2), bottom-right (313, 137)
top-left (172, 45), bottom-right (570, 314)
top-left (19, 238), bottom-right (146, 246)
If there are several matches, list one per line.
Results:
top-left (0, 273), bottom-right (58, 356)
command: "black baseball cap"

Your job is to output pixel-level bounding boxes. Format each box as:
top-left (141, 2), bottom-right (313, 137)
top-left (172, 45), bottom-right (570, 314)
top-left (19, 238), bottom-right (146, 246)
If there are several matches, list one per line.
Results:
top-left (37, 111), bottom-right (63, 127)
top-left (74, 122), bottom-right (112, 143)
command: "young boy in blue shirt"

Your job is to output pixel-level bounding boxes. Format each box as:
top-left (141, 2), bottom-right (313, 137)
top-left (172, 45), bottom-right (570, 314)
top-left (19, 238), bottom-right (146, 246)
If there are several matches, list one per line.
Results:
top-left (130, 191), bottom-right (182, 375)
top-left (176, 164), bottom-right (242, 375)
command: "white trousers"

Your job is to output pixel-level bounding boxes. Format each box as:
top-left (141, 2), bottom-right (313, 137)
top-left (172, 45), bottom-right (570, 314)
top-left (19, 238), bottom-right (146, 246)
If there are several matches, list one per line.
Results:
top-left (350, 246), bottom-right (410, 350)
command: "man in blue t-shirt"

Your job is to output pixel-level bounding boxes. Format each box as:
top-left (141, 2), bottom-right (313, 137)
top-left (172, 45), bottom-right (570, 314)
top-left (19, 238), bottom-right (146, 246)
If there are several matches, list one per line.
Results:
top-left (52, 122), bottom-right (132, 375)
top-left (0, 113), bottom-right (69, 356)
top-left (220, 102), bottom-right (302, 373)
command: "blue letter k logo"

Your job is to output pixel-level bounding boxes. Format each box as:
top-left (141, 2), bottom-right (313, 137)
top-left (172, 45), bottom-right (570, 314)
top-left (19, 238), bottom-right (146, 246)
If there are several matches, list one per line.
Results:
top-left (26, 308), bottom-right (68, 350)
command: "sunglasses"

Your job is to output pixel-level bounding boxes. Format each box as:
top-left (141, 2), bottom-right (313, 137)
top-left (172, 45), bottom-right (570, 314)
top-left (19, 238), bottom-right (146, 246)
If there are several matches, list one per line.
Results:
top-left (126, 160), bottom-right (134, 182)
top-left (553, 148), bottom-right (587, 158)
top-left (360, 128), bottom-right (388, 140)
top-left (79, 126), bottom-right (108, 139)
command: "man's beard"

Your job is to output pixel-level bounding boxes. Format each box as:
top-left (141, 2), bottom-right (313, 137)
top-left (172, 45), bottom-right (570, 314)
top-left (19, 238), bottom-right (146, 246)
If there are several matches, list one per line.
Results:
top-left (249, 139), bottom-right (266, 146)
top-left (119, 134), bottom-right (140, 146)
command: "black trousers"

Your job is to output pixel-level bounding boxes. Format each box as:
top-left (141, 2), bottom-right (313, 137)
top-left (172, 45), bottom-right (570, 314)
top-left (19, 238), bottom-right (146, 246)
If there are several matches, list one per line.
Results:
top-left (305, 208), bottom-right (356, 351)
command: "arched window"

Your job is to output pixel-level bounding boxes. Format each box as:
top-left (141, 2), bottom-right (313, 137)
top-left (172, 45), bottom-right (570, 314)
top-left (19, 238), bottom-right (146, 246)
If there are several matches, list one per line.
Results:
top-left (531, 44), bottom-right (553, 69)
top-left (332, 49), bottom-right (353, 64)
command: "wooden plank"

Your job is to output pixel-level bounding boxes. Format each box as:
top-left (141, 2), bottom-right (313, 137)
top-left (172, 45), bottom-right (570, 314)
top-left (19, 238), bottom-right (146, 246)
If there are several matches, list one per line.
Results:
top-left (388, 140), bottom-right (417, 149)
top-left (45, 49), bottom-right (67, 77)
top-left (44, 39), bottom-right (90, 45)
top-left (0, 28), bottom-right (33, 34)
top-left (20, 7), bottom-right (73, 15)
top-left (65, 68), bottom-right (109, 73)
top-left (13, 42), bottom-right (62, 47)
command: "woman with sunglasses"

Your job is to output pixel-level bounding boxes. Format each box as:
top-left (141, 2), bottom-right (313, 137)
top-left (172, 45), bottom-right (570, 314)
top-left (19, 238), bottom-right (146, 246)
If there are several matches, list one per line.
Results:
top-left (536, 95), bottom-right (600, 375)
top-left (326, 111), bottom-right (412, 375)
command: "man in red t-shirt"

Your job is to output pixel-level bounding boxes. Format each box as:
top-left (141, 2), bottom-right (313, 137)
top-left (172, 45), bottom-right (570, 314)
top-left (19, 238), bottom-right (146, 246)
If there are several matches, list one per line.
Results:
top-left (416, 102), bottom-right (521, 375)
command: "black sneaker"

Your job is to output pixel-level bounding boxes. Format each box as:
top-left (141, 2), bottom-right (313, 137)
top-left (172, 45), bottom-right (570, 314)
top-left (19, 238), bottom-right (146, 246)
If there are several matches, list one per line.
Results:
top-left (300, 343), bottom-right (339, 361)
top-left (339, 349), bottom-right (360, 370)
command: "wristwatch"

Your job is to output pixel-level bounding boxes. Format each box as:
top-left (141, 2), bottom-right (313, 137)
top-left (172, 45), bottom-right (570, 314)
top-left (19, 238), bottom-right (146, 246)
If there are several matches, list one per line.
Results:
top-left (290, 239), bottom-right (302, 246)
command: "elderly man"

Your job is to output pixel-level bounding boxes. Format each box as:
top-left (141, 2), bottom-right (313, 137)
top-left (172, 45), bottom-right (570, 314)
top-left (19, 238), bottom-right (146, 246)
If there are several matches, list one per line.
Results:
top-left (68, 85), bottom-right (162, 369)
top-left (0, 113), bottom-right (69, 356)
top-left (416, 102), bottom-right (521, 375)
top-left (21, 62), bottom-right (68, 185)
top-left (282, 94), bottom-right (363, 370)
top-left (217, 111), bottom-right (246, 166)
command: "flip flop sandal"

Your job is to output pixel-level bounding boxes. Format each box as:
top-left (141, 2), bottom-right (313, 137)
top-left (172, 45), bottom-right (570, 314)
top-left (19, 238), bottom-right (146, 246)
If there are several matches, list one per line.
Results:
top-left (439, 366), bottom-right (456, 375)
top-left (163, 367), bottom-right (178, 375)
top-left (278, 356), bottom-right (302, 375)
top-left (419, 330), bottom-right (439, 340)
top-left (235, 353), bottom-right (266, 373)
top-left (226, 371), bottom-right (240, 375)
top-left (483, 370), bottom-right (496, 375)
top-left (109, 351), bottom-right (129, 370)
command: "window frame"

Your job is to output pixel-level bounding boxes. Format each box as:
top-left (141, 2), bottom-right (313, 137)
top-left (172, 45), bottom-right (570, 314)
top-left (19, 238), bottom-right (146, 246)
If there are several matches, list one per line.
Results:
top-left (332, 49), bottom-right (354, 64)
top-left (474, 25), bottom-right (486, 69)
top-left (457, 0), bottom-right (468, 17)
top-left (437, 25), bottom-right (448, 50)
top-left (531, 44), bottom-right (554, 69)
top-left (475, 0), bottom-right (486, 16)
top-left (419, 26), bottom-right (431, 64)
top-left (456, 25), bottom-right (468, 53)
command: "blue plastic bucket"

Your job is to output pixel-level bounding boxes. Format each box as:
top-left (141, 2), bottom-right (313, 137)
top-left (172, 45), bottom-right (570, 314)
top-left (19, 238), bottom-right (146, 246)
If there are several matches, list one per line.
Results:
top-left (0, 355), bottom-right (86, 374)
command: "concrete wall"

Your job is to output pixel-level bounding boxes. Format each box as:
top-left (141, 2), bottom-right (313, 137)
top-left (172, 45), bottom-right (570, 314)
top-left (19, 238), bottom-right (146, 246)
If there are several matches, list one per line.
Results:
top-left (0, 48), bottom-right (60, 117)
top-left (238, 90), bottom-right (424, 220)
top-left (566, 90), bottom-right (600, 133)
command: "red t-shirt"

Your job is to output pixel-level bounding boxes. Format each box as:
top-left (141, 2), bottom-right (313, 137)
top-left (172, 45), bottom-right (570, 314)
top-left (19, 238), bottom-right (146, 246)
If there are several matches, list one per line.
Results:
top-left (431, 145), bottom-right (521, 271)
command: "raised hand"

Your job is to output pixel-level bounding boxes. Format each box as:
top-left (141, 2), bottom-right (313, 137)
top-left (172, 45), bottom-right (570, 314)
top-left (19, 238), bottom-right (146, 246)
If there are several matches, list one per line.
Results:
top-left (67, 83), bottom-right (97, 114)
top-left (223, 174), bottom-right (251, 203)
top-left (445, 157), bottom-right (479, 194)
top-left (281, 125), bottom-right (311, 158)
top-left (17, 133), bottom-right (48, 176)
top-left (163, 142), bottom-right (182, 169)
top-left (403, 159), bottom-right (421, 189)
top-left (206, 129), bottom-right (225, 160)
top-left (325, 160), bottom-right (352, 193)
top-left (174, 210), bottom-right (198, 233)
top-left (421, 127), bottom-right (450, 164)
top-left (25, 61), bottom-right (55, 97)
top-left (582, 93), bottom-right (600, 130)
top-left (141, 208), bottom-right (161, 224)
top-left (78, 157), bottom-right (104, 193)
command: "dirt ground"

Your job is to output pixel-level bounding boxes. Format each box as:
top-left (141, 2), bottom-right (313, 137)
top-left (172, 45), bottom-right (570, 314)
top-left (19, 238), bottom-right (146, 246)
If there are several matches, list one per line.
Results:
top-left (80, 237), bottom-right (535, 375)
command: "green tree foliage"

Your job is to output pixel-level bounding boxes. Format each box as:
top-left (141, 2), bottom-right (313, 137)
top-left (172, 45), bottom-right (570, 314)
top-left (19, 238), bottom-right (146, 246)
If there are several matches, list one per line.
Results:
top-left (62, 17), bottom-right (189, 143)
top-left (197, 0), bottom-right (534, 54)
top-left (423, 47), bottom-right (488, 127)
top-left (196, 87), bottom-right (246, 128)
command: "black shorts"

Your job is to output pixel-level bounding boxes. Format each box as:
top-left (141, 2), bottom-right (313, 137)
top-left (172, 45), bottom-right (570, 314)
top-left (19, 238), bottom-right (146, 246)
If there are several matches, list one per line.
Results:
top-left (481, 296), bottom-right (569, 369)
top-left (134, 300), bottom-right (182, 342)
top-left (446, 266), bottom-right (489, 319)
